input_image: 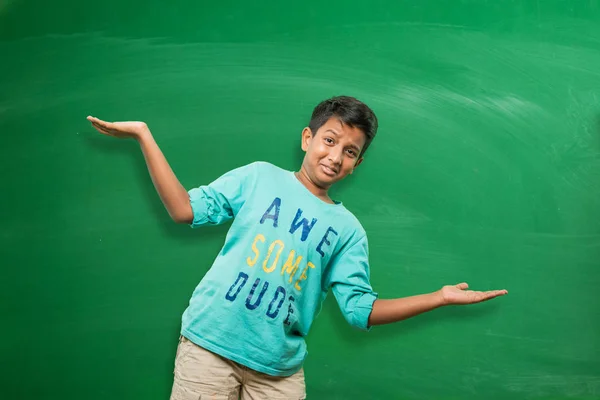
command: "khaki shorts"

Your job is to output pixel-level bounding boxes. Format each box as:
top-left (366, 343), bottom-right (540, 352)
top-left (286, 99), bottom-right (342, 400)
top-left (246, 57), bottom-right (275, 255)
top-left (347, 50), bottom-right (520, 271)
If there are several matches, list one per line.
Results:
top-left (170, 336), bottom-right (306, 400)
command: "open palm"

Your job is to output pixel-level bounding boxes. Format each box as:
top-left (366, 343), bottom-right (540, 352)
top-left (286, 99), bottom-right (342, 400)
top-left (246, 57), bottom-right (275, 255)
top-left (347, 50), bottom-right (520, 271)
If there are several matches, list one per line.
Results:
top-left (441, 283), bottom-right (507, 305)
top-left (87, 116), bottom-right (150, 140)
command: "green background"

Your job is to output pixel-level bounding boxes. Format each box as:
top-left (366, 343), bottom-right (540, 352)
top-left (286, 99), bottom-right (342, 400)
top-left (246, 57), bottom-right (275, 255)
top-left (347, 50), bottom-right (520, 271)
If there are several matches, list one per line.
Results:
top-left (1, 1), bottom-right (599, 399)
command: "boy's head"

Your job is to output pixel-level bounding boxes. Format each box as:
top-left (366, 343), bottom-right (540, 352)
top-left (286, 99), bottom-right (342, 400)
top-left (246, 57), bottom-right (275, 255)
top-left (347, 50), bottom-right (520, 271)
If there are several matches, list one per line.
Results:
top-left (300, 96), bottom-right (378, 189)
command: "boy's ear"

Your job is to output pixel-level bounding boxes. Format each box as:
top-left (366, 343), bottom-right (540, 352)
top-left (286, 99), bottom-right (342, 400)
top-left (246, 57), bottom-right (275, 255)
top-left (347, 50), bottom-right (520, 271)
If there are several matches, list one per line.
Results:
top-left (350, 157), bottom-right (364, 174)
top-left (301, 127), bottom-right (312, 151)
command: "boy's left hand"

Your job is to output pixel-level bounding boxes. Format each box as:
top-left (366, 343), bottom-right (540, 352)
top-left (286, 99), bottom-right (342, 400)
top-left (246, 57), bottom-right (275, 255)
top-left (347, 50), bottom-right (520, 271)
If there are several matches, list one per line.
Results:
top-left (439, 282), bottom-right (507, 306)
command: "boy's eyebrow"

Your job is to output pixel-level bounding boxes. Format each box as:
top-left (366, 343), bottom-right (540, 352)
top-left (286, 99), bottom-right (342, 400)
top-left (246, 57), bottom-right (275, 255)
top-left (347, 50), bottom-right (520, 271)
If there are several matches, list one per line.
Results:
top-left (325, 129), bottom-right (362, 152)
top-left (348, 143), bottom-right (362, 152)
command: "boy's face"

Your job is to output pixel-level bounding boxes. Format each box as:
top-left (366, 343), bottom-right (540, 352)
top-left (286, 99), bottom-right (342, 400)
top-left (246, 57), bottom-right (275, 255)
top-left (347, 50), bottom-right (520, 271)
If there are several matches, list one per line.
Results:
top-left (300, 117), bottom-right (365, 189)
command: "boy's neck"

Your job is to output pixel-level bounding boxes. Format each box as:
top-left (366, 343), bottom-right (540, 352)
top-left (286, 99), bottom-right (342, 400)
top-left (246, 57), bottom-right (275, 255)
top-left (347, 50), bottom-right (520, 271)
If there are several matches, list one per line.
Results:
top-left (294, 169), bottom-right (335, 204)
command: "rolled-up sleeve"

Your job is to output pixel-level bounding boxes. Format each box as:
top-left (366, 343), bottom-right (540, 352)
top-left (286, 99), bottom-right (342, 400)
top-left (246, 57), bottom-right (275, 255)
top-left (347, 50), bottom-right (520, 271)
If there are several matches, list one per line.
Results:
top-left (188, 163), bottom-right (255, 228)
top-left (325, 234), bottom-right (378, 331)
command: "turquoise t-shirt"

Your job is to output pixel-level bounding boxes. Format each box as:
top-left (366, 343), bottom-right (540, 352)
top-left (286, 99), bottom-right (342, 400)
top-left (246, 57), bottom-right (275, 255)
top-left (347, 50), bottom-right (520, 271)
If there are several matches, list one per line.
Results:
top-left (181, 161), bottom-right (377, 377)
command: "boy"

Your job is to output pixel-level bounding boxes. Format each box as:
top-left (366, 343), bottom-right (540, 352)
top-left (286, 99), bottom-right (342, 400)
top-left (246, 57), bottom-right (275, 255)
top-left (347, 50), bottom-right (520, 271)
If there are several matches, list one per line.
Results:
top-left (87, 96), bottom-right (507, 400)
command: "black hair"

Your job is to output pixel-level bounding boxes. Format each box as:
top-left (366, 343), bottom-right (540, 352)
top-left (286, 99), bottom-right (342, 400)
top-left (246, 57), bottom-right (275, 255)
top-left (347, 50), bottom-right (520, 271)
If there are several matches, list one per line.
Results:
top-left (308, 95), bottom-right (378, 157)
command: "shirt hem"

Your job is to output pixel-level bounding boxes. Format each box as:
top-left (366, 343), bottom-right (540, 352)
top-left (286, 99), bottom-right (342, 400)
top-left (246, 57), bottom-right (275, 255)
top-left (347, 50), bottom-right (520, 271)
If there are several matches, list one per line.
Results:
top-left (181, 329), bottom-right (303, 377)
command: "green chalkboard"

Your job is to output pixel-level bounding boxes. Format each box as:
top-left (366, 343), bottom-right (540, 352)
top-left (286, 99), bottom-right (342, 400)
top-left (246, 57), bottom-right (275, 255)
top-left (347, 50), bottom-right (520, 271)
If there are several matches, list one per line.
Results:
top-left (1, 1), bottom-right (599, 399)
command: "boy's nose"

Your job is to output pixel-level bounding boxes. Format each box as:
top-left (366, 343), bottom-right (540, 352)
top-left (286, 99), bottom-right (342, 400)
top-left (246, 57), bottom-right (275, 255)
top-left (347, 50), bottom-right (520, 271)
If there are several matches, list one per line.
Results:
top-left (328, 148), bottom-right (343, 165)
top-left (329, 152), bottom-right (342, 165)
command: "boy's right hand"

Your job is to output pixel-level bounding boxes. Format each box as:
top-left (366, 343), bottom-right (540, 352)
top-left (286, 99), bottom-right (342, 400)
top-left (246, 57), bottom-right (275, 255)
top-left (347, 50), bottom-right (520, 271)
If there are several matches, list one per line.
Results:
top-left (438, 282), bottom-right (507, 306)
top-left (87, 116), bottom-right (151, 141)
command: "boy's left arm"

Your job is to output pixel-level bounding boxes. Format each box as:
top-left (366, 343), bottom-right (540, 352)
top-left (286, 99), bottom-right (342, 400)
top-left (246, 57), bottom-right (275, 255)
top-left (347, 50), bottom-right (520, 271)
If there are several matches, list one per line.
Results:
top-left (368, 283), bottom-right (508, 326)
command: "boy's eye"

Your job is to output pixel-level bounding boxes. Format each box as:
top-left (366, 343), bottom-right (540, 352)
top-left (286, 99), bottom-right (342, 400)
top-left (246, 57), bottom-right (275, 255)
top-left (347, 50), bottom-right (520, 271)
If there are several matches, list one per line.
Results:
top-left (324, 137), bottom-right (334, 144)
top-left (347, 149), bottom-right (357, 157)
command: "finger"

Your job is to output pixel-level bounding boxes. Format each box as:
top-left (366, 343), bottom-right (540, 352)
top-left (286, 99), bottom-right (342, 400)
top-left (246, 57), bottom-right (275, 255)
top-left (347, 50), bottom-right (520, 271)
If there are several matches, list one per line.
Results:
top-left (455, 282), bottom-right (469, 290)
top-left (91, 121), bottom-right (113, 136)
top-left (91, 120), bottom-right (110, 132)
top-left (469, 291), bottom-right (491, 303)
top-left (88, 116), bottom-right (115, 131)
top-left (486, 289), bottom-right (507, 297)
top-left (479, 290), bottom-right (508, 302)
top-left (87, 116), bottom-right (104, 124)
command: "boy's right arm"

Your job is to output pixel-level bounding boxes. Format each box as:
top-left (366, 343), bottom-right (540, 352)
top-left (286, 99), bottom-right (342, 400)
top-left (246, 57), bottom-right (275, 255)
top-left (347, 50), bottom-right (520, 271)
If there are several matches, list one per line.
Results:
top-left (87, 116), bottom-right (193, 224)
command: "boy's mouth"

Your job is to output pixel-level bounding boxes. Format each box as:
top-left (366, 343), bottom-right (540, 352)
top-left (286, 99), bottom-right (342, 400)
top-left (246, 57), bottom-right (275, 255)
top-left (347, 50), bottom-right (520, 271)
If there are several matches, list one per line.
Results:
top-left (320, 164), bottom-right (337, 177)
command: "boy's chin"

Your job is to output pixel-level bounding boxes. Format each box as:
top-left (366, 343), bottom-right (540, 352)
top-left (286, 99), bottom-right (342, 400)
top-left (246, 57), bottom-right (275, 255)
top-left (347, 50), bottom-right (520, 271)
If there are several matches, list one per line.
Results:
top-left (305, 166), bottom-right (343, 187)
top-left (315, 172), bottom-right (342, 187)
